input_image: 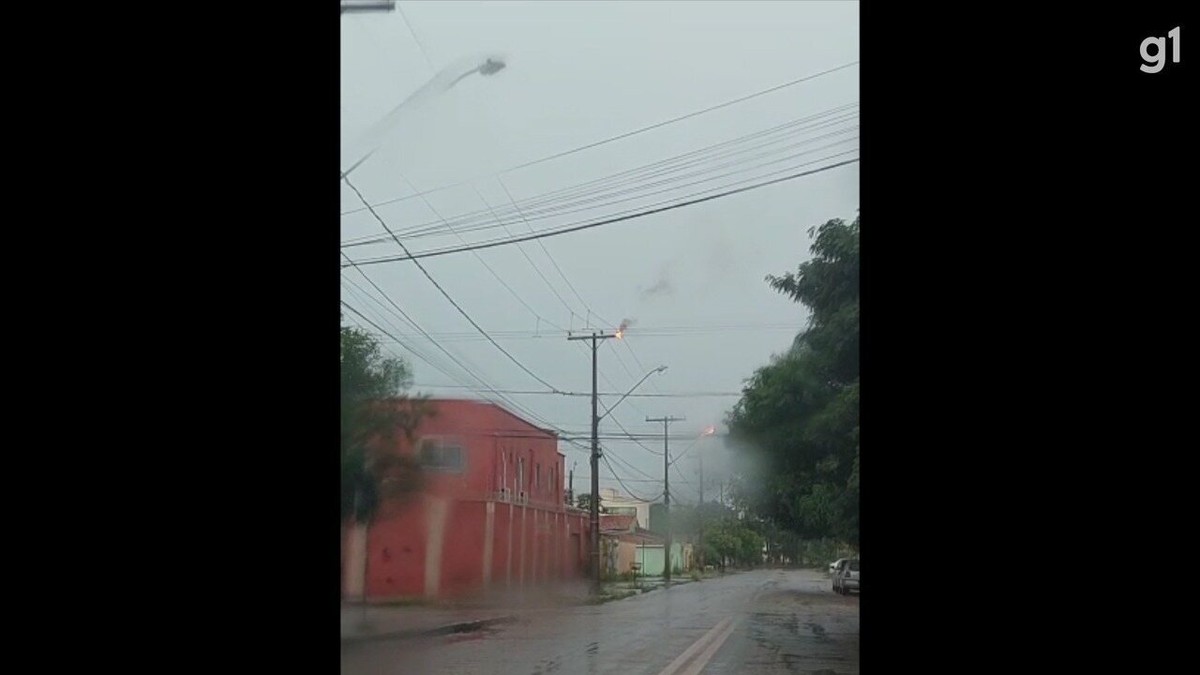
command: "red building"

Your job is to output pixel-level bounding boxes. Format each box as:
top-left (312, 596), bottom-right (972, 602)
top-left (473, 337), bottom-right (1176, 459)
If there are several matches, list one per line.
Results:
top-left (342, 399), bottom-right (593, 601)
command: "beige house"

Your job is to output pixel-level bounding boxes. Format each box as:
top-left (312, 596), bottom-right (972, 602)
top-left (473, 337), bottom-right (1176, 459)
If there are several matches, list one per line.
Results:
top-left (598, 487), bottom-right (653, 529)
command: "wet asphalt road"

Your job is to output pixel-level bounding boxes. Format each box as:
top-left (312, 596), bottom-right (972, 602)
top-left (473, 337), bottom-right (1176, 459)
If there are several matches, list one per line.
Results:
top-left (341, 568), bottom-right (858, 675)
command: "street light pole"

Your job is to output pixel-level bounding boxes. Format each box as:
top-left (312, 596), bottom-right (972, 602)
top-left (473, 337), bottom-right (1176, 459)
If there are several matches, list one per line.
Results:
top-left (599, 366), bottom-right (667, 422)
top-left (647, 415), bottom-right (684, 583)
top-left (567, 331), bottom-right (616, 590)
top-left (341, 1), bottom-right (395, 14)
top-left (341, 56), bottom-right (507, 178)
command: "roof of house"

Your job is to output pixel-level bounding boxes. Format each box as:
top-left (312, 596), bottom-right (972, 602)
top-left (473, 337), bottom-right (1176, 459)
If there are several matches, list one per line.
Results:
top-left (414, 398), bottom-right (559, 439)
top-left (616, 531), bottom-right (665, 546)
top-left (600, 514), bottom-right (636, 532)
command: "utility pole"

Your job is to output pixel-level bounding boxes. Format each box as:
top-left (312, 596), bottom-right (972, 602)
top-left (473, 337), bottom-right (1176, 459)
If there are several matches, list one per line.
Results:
top-left (647, 415), bottom-right (684, 582)
top-left (567, 331), bottom-right (617, 590)
top-left (697, 454), bottom-right (704, 570)
top-left (568, 461), bottom-right (576, 506)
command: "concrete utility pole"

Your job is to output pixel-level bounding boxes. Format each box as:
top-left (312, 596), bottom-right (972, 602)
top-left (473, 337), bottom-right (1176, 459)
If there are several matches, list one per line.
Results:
top-left (567, 331), bottom-right (617, 590)
top-left (695, 425), bottom-right (716, 570)
top-left (697, 454), bottom-right (704, 570)
top-left (647, 415), bottom-right (684, 582)
top-left (568, 461), bottom-right (576, 506)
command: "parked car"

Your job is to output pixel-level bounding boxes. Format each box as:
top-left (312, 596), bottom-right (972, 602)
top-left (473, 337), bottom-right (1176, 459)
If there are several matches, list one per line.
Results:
top-left (829, 558), bottom-right (849, 575)
top-left (833, 559), bottom-right (859, 595)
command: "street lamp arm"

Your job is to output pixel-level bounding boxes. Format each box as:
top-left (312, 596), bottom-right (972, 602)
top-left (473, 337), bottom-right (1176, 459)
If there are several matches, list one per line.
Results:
top-left (598, 366), bottom-right (667, 421)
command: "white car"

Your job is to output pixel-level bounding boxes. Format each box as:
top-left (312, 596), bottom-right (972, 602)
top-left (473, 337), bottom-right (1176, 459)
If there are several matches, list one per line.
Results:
top-left (832, 559), bottom-right (859, 595)
top-left (829, 558), bottom-right (849, 575)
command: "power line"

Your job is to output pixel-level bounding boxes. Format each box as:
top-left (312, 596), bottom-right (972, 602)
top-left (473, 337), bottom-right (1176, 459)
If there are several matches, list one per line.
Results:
top-left (497, 173), bottom-right (666, 409)
top-left (398, 173), bottom-right (571, 334)
top-left (600, 401), bottom-right (664, 457)
top-left (341, 108), bottom-right (857, 240)
top-left (396, 2), bottom-right (434, 72)
top-left (472, 184), bottom-right (582, 326)
top-left (341, 275), bottom-right (572, 442)
top-left (343, 156), bottom-right (859, 266)
top-left (339, 254), bottom-right (504, 392)
top-left (498, 175), bottom-right (595, 322)
top-left (341, 174), bottom-right (567, 393)
top-left (341, 277), bottom-right (482, 389)
top-left (339, 61), bottom-right (858, 218)
top-left (349, 147), bottom-right (856, 261)
top-left (370, 124), bottom-right (857, 243)
top-left (409, 384), bottom-right (744, 397)
top-left (603, 446), bottom-right (659, 481)
top-left (366, 322), bottom-right (803, 341)
top-left (507, 61), bottom-right (858, 173)
top-left (341, 301), bottom-right (541, 425)
top-left (340, 313), bottom-right (582, 443)
top-left (602, 453), bottom-right (662, 503)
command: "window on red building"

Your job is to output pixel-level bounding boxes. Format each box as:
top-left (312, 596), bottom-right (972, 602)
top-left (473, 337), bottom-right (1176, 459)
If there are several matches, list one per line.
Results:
top-left (417, 437), bottom-right (464, 473)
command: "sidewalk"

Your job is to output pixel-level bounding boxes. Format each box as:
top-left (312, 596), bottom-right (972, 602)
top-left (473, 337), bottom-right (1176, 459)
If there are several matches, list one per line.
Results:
top-left (341, 576), bottom-right (717, 641)
top-left (341, 604), bottom-right (519, 643)
top-left (341, 581), bottom-right (594, 643)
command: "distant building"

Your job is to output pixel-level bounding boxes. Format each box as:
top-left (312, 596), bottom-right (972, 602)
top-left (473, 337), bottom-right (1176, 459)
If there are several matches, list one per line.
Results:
top-left (599, 512), bottom-right (688, 577)
top-left (598, 487), bottom-right (653, 529)
top-left (342, 399), bottom-right (592, 601)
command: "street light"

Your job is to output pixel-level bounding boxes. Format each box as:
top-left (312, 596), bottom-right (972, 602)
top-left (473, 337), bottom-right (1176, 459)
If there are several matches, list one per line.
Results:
top-left (598, 366), bottom-right (667, 421)
top-left (341, 56), bottom-right (508, 178)
top-left (341, 1), bottom-right (395, 13)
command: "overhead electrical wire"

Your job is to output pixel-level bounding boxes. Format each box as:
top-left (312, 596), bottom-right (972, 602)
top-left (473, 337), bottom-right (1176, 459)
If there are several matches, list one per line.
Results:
top-left (497, 175), bottom-right (595, 325)
top-left (473, 184), bottom-right (584, 326)
top-left (339, 255), bottom-right (505, 392)
top-left (340, 301), bottom-right (552, 428)
top-left (341, 277), bottom-right (485, 390)
top-left (339, 61), bottom-right (858, 217)
top-left (341, 174), bottom-right (567, 393)
top-left (342, 156), bottom-right (859, 266)
top-left (341, 108), bottom-right (857, 242)
top-left (602, 453), bottom-right (663, 503)
top-left (407, 384), bottom-right (744, 398)
top-left (358, 133), bottom-right (857, 246)
top-left (505, 60), bottom-right (858, 173)
top-left (393, 171), bottom-right (571, 334)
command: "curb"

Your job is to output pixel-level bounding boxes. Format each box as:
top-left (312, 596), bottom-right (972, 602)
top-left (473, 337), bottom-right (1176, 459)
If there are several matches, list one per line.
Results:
top-left (341, 615), bottom-right (518, 644)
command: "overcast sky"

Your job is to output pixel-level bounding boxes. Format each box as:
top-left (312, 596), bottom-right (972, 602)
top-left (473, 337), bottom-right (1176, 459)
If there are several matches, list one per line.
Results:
top-left (340, 1), bottom-right (859, 504)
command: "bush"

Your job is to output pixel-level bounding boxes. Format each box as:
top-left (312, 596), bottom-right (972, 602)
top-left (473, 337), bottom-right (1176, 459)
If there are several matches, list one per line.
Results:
top-left (690, 569), bottom-right (702, 582)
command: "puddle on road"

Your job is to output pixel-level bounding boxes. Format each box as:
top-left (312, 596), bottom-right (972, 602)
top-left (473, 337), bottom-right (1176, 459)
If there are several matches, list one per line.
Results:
top-left (443, 627), bottom-right (500, 644)
top-left (531, 656), bottom-right (562, 674)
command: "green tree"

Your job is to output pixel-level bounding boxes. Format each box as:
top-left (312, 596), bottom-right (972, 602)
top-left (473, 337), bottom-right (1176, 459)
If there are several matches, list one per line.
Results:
top-left (727, 215), bottom-right (860, 547)
top-left (341, 322), bottom-right (430, 523)
top-left (341, 318), bottom-right (431, 606)
top-left (576, 493), bottom-right (607, 514)
top-left (703, 516), bottom-right (764, 569)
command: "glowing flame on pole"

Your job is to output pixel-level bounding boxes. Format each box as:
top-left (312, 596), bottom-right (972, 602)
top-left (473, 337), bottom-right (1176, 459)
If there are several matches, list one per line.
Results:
top-left (616, 318), bottom-right (635, 339)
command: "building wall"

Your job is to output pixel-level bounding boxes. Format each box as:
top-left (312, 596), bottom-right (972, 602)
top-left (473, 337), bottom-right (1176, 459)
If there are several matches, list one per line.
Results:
top-left (627, 541), bottom-right (688, 577)
top-left (362, 497), bottom-right (591, 600)
top-left (344, 399), bottom-right (593, 601)
top-left (599, 487), bottom-right (652, 528)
